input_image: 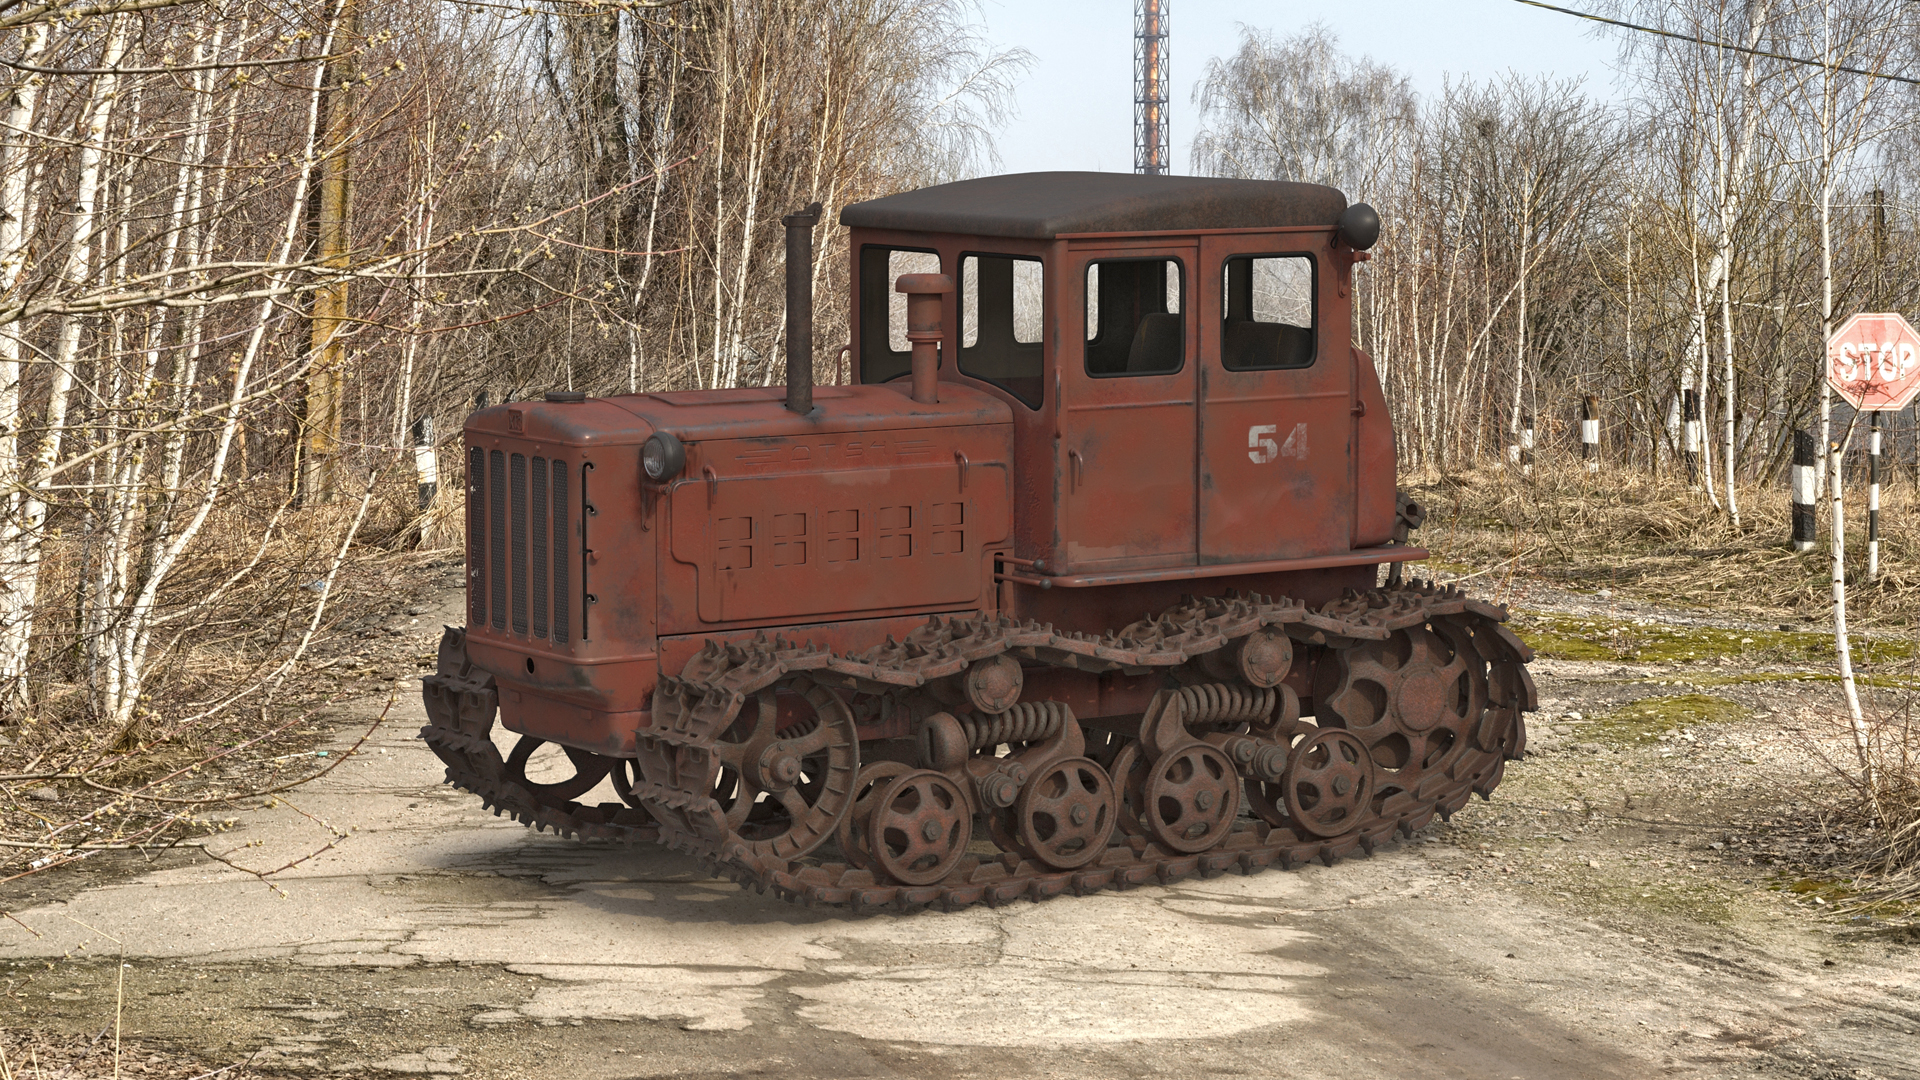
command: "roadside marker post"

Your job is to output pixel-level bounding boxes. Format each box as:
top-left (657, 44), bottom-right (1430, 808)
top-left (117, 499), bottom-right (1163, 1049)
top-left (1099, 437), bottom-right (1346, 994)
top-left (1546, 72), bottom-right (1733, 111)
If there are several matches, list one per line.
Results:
top-left (1823, 312), bottom-right (1920, 765)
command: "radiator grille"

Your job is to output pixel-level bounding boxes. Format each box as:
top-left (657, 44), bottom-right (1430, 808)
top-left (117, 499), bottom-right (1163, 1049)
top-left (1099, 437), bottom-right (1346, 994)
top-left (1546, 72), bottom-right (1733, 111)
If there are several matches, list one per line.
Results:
top-left (469, 444), bottom-right (574, 645)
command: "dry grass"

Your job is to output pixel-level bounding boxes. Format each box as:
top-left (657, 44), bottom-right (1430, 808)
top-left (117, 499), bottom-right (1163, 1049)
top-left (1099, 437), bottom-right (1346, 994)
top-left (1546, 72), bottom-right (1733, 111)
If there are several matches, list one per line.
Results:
top-left (1406, 464), bottom-right (1920, 628)
top-left (1830, 696), bottom-right (1920, 919)
top-left (1409, 463), bottom-right (1920, 910)
top-left (0, 468), bottom-right (461, 884)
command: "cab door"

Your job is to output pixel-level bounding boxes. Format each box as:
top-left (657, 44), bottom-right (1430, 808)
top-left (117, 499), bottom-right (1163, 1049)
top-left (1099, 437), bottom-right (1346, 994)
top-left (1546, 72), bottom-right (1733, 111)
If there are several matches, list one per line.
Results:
top-left (1196, 233), bottom-right (1352, 564)
top-left (1055, 241), bottom-right (1197, 573)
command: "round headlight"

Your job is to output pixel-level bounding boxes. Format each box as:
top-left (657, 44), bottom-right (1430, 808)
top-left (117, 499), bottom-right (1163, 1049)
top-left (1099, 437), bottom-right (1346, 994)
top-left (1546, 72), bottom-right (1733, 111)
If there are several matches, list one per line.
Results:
top-left (641, 431), bottom-right (685, 482)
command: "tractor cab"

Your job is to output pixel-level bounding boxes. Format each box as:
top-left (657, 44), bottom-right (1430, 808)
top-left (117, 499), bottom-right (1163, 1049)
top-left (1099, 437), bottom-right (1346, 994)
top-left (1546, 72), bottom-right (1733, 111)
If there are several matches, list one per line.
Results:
top-left (841, 172), bottom-right (1399, 584)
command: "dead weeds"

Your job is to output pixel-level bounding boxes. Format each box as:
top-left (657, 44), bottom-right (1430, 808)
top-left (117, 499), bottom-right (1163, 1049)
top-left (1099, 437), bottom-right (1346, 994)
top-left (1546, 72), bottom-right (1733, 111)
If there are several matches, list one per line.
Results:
top-left (1407, 465), bottom-right (1920, 627)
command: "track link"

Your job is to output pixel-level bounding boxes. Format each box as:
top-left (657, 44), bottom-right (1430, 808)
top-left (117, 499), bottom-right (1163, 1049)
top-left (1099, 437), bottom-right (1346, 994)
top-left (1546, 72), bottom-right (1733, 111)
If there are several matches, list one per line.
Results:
top-left (421, 581), bottom-right (1534, 912)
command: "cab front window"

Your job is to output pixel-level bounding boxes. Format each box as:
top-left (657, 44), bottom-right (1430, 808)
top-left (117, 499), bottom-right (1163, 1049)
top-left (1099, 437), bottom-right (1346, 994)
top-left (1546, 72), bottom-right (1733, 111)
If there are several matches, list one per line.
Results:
top-left (959, 253), bottom-right (1044, 408)
top-left (859, 245), bottom-right (941, 384)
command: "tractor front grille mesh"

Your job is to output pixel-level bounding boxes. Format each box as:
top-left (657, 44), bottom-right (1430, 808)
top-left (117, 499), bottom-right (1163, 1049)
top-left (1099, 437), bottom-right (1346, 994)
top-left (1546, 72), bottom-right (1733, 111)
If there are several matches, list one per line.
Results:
top-left (471, 445), bottom-right (574, 644)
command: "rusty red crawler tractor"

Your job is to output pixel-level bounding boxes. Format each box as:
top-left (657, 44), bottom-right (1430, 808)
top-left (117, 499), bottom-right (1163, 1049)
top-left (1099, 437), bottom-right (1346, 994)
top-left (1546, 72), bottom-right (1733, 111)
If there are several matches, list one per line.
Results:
top-left (421, 172), bottom-right (1536, 910)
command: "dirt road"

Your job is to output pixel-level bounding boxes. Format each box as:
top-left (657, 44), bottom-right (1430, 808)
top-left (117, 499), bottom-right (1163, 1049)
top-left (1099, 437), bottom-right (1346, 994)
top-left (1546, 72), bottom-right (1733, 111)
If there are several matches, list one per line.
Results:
top-left (3, 585), bottom-right (1916, 1079)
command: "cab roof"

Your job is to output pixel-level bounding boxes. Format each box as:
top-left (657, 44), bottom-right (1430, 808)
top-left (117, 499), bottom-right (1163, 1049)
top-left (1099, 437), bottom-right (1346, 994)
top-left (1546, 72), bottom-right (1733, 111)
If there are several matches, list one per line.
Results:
top-left (839, 172), bottom-right (1348, 240)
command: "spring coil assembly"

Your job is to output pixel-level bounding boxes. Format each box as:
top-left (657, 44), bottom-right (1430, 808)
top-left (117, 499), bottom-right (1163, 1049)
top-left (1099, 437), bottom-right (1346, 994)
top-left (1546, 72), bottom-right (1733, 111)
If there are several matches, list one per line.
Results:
top-left (775, 714), bottom-right (821, 739)
top-left (1176, 682), bottom-right (1277, 727)
top-left (960, 700), bottom-right (1071, 749)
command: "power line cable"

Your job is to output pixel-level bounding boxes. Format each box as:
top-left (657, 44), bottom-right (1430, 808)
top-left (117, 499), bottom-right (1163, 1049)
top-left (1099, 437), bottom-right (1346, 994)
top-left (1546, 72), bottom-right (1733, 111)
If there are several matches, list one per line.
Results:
top-left (1513, 0), bottom-right (1920, 87)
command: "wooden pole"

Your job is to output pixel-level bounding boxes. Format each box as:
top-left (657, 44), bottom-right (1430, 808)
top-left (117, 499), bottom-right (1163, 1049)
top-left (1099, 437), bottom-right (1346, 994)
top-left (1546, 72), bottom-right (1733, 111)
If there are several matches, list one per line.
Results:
top-left (304, 0), bottom-right (356, 504)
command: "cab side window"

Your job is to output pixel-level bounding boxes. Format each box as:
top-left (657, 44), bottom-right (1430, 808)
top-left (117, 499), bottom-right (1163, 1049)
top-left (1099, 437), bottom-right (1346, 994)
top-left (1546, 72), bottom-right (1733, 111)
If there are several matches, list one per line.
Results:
top-left (960, 254), bottom-right (1045, 408)
top-left (860, 245), bottom-right (941, 384)
top-left (1221, 254), bottom-right (1315, 371)
top-left (1084, 259), bottom-right (1184, 376)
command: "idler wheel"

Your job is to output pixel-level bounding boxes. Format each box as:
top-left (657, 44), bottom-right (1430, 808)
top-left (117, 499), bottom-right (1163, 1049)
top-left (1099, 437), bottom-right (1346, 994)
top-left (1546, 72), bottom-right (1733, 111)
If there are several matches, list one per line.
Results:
top-left (1142, 744), bottom-right (1239, 853)
top-left (1282, 728), bottom-right (1375, 838)
top-left (870, 770), bottom-right (972, 885)
top-left (709, 676), bottom-right (859, 862)
top-left (504, 737), bottom-right (612, 803)
top-left (1011, 756), bottom-right (1117, 869)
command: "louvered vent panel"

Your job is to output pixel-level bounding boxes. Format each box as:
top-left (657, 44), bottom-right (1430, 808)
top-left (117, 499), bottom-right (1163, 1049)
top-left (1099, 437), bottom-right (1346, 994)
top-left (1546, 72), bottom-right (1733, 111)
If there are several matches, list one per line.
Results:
top-left (468, 446), bottom-right (485, 628)
top-left (551, 461), bottom-right (571, 644)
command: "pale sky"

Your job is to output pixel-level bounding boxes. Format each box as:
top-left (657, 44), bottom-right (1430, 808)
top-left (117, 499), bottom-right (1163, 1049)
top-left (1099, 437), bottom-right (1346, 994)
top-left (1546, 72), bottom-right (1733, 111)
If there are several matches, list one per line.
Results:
top-left (976, 0), bottom-right (1630, 175)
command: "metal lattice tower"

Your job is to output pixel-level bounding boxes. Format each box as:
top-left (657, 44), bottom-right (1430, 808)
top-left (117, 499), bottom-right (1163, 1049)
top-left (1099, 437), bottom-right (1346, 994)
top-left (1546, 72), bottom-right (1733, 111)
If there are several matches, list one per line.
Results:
top-left (1134, 0), bottom-right (1168, 175)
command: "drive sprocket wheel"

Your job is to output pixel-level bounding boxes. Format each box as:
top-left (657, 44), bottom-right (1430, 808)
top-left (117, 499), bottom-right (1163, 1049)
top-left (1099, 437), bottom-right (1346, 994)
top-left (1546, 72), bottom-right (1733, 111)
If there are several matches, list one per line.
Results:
top-left (870, 770), bottom-right (972, 885)
top-left (1010, 756), bottom-right (1117, 869)
top-left (707, 676), bottom-right (859, 862)
top-left (1281, 728), bottom-right (1375, 837)
top-left (1142, 743), bottom-right (1239, 853)
top-left (1314, 620), bottom-right (1486, 814)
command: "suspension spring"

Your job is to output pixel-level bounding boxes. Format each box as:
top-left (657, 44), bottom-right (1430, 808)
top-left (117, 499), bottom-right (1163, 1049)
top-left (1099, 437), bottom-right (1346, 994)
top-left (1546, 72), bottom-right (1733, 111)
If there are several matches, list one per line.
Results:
top-left (1177, 682), bottom-right (1277, 727)
top-left (960, 700), bottom-right (1070, 750)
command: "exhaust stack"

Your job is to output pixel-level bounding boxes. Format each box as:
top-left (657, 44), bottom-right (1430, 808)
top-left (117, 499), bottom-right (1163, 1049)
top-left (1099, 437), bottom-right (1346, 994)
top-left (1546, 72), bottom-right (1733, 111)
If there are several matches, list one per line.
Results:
top-left (783, 202), bottom-right (824, 414)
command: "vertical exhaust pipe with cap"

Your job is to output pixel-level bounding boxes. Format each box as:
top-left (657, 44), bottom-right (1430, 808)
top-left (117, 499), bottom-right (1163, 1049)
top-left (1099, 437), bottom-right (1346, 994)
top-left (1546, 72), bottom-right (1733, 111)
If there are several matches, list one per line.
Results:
top-left (783, 202), bottom-right (823, 414)
top-left (895, 273), bottom-right (953, 404)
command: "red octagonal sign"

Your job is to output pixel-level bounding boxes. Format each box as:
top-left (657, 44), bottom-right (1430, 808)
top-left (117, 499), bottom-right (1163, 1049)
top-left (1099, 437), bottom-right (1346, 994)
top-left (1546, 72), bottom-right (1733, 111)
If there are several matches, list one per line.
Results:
top-left (1828, 312), bottom-right (1920, 411)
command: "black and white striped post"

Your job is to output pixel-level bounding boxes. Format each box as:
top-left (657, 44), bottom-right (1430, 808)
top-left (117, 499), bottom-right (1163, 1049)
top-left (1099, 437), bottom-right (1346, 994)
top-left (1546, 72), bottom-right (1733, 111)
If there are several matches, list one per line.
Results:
top-left (1580, 395), bottom-right (1599, 472)
top-left (1683, 388), bottom-right (1702, 486)
top-left (1791, 428), bottom-right (1817, 552)
top-left (1867, 412), bottom-right (1882, 581)
top-left (412, 415), bottom-right (437, 510)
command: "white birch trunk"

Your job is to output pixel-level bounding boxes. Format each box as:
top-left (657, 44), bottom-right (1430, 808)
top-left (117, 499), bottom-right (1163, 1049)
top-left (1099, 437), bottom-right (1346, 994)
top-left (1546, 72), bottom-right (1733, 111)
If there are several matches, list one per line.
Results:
top-left (0, 20), bottom-right (49, 705)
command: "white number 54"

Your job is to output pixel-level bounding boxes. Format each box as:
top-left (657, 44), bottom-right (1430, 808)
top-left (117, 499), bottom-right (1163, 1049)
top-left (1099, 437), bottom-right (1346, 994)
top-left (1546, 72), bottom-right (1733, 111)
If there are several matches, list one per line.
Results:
top-left (1248, 423), bottom-right (1306, 464)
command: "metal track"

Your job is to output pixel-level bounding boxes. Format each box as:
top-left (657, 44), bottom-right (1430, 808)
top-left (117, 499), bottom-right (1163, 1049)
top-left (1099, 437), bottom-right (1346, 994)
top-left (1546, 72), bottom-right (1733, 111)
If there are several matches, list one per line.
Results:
top-left (421, 581), bottom-right (1535, 912)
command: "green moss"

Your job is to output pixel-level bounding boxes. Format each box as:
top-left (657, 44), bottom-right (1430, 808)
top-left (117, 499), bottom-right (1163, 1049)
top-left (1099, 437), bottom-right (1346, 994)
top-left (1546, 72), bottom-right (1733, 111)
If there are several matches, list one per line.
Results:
top-left (1569, 881), bottom-right (1737, 925)
top-left (1589, 694), bottom-right (1748, 746)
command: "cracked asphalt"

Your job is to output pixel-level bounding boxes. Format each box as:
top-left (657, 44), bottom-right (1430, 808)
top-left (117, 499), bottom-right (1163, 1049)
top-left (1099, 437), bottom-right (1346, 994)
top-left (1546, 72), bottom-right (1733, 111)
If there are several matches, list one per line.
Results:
top-left (3, 590), bottom-right (1917, 1078)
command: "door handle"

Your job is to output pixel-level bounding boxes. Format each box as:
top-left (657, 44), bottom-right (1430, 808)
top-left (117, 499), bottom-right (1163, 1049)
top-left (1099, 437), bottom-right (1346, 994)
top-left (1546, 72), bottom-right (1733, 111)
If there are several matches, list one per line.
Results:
top-left (1068, 449), bottom-right (1083, 492)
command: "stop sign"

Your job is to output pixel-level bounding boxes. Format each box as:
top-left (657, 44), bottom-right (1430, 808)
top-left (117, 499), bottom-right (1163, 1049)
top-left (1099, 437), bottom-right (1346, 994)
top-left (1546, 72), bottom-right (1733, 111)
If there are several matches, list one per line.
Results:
top-left (1828, 312), bottom-right (1920, 411)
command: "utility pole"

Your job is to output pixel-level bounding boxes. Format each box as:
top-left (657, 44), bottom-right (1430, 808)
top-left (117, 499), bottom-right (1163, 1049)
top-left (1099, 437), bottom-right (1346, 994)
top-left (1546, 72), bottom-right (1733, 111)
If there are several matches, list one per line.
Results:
top-left (1134, 0), bottom-right (1168, 175)
top-left (304, 0), bottom-right (357, 504)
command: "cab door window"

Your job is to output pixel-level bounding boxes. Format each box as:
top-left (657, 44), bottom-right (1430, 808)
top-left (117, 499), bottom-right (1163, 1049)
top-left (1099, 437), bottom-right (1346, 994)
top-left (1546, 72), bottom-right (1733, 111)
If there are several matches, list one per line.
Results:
top-left (859, 245), bottom-right (941, 384)
top-left (959, 253), bottom-right (1044, 408)
top-left (1221, 254), bottom-right (1315, 370)
top-left (1084, 258), bottom-right (1184, 376)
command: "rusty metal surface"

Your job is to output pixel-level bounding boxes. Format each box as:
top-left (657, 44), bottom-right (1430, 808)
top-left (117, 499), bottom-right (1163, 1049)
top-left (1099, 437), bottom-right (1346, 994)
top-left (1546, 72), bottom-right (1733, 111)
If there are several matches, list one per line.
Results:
top-left (427, 177), bottom-right (1537, 913)
top-left (840, 172), bottom-right (1348, 240)
top-left (422, 582), bottom-right (1533, 910)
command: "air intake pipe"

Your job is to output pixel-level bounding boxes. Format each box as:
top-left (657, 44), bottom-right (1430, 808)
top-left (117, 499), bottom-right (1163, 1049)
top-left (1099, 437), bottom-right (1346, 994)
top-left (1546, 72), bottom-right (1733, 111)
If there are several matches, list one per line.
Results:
top-left (895, 273), bottom-right (953, 404)
top-left (783, 202), bottom-right (823, 414)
